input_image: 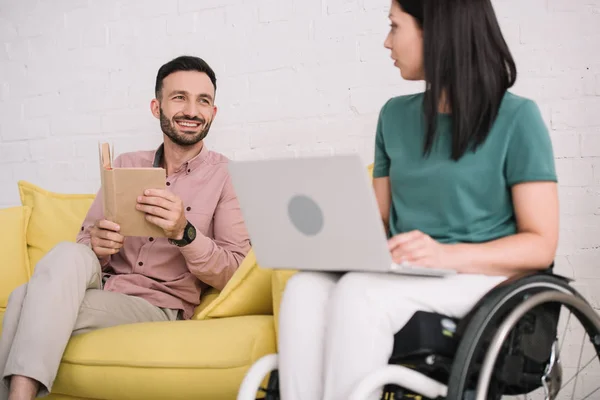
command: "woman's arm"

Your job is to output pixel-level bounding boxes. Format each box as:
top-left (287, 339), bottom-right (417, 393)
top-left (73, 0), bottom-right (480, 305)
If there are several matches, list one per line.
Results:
top-left (388, 181), bottom-right (559, 276)
top-left (387, 100), bottom-right (558, 276)
top-left (373, 177), bottom-right (392, 234)
top-left (448, 100), bottom-right (559, 275)
top-left (447, 181), bottom-right (559, 275)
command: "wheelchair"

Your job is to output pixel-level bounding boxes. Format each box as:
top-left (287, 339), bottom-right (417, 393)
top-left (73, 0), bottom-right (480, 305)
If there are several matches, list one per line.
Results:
top-left (237, 269), bottom-right (600, 400)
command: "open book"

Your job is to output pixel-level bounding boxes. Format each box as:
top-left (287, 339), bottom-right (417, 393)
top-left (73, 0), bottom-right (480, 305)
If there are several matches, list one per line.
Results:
top-left (99, 142), bottom-right (167, 237)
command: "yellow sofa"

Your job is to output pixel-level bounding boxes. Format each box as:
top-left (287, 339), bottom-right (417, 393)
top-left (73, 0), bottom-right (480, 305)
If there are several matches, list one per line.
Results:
top-left (0, 181), bottom-right (293, 400)
top-left (1, 164), bottom-right (373, 399)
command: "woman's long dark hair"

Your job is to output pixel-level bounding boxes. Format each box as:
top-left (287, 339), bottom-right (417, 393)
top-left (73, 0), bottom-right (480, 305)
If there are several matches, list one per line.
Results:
top-left (398, 0), bottom-right (517, 161)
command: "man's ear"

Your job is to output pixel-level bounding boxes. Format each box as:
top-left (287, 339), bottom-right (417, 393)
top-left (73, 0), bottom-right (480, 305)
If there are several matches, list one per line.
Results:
top-left (212, 105), bottom-right (218, 119)
top-left (150, 98), bottom-right (160, 119)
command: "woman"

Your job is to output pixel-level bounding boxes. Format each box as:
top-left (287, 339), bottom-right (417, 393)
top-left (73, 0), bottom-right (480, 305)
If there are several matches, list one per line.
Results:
top-left (277, 0), bottom-right (559, 399)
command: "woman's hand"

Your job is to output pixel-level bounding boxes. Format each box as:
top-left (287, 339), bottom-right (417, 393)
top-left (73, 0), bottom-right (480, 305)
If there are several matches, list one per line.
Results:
top-left (388, 230), bottom-right (453, 269)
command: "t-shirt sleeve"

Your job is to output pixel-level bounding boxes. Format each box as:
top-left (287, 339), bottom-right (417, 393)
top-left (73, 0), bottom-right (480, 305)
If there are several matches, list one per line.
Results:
top-left (372, 100), bottom-right (391, 178)
top-left (505, 99), bottom-right (557, 186)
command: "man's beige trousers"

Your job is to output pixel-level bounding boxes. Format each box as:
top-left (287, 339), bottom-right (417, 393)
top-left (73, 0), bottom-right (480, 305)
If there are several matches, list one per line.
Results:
top-left (0, 242), bottom-right (179, 399)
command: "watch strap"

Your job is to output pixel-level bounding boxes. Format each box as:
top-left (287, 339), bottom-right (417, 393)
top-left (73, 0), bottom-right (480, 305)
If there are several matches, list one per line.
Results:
top-left (169, 220), bottom-right (196, 247)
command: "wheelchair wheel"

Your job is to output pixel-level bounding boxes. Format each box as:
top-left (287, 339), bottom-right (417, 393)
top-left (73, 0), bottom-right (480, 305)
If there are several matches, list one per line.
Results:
top-left (236, 354), bottom-right (279, 400)
top-left (445, 274), bottom-right (600, 400)
top-left (261, 370), bottom-right (280, 400)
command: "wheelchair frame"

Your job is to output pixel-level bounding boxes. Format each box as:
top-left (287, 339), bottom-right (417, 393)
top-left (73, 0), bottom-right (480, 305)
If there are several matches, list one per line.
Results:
top-left (237, 272), bottom-right (600, 400)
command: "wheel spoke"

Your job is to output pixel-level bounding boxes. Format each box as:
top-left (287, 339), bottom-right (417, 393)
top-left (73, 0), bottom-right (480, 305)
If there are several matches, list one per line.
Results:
top-left (449, 280), bottom-right (600, 400)
top-left (558, 355), bottom-right (596, 392)
top-left (568, 331), bottom-right (587, 399)
top-left (581, 386), bottom-right (600, 400)
top-left (559, 311), bottom-right (573, 354)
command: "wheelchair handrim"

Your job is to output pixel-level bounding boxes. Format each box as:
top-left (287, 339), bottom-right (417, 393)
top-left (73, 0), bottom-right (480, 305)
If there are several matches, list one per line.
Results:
top-left (475, 290), bottom-right (600, 400)
top-left (447, 277), bottom-right (578, 399)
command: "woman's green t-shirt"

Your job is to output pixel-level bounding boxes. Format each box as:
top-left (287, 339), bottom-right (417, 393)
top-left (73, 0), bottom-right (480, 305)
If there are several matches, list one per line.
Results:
top-left (373, 91), bottom-right (557, 244)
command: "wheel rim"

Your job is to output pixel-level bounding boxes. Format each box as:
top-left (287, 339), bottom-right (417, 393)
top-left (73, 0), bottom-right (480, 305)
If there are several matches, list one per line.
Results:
top-left (475, 291), bottom-right (600, 400)
top-left (448, 279), bottom-right (577, 399)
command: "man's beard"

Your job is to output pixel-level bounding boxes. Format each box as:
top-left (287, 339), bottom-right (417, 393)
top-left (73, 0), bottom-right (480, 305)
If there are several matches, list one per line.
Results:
top-left (159, 108), bottom-right (212, 147)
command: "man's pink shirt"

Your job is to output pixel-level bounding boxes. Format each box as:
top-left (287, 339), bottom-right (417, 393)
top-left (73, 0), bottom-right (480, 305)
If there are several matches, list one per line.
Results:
top-left (76, 144), bottom-right (251, 319)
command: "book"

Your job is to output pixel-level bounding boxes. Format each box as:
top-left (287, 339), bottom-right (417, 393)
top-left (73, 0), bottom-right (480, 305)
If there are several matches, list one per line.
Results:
top-left (99, 142), bottom-right (167, 237)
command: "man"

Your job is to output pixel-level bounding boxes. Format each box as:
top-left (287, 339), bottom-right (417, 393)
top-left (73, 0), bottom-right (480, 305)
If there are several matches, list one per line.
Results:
top-left (0, 55), bottom-right (251, 400)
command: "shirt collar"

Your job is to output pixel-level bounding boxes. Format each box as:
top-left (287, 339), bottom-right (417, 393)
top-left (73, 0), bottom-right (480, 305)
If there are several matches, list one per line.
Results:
top-left (152, 143), bottom-right (209, 174)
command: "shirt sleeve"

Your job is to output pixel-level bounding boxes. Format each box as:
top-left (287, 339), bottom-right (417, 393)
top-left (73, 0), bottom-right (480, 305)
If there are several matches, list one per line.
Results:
top-left (372, 100), bottom-right (391, 178)
top-left (179, 173), bottom-right (251, 290)
top-left (505, 99), bottom-right (558, 186)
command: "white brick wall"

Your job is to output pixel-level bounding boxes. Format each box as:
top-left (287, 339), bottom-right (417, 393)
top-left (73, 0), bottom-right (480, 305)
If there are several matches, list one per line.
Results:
top-left (1, 1), bottom-right (600, 288)
top-left (0, 0), bottom-right (599, 392)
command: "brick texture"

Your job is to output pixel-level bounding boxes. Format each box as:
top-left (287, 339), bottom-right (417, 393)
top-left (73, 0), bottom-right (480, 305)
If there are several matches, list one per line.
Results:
top-left (1, 0), bottom-right (599, 305)
top-left (1, 0), bottom-right (599, 391)
top-left (1, 0), bottom-right (599, 258)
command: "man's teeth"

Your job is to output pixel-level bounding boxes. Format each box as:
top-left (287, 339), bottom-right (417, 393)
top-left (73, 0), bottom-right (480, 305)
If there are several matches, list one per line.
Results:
top-left (178, 121), bottom-right (200, 127)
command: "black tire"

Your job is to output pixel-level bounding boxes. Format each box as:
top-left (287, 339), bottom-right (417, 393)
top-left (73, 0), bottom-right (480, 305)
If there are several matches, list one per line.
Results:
top-left (445, 274), bottom-right (591, 400)
top-left (262, 370), bottom-right (280, 400)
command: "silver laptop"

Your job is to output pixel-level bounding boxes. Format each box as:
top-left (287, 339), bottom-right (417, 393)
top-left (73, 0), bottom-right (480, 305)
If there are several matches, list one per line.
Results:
top-left (228, 154), bottom-right (454, 277)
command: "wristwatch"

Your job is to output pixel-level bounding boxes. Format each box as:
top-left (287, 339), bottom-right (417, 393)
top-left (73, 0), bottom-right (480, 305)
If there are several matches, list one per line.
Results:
top-left (168, 220), bottom-right (197, 247)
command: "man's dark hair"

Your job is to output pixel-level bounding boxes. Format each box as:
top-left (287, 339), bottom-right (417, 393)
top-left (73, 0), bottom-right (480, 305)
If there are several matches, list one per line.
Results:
top-left (154, 55), bottom-right (217, 99)
top-left (398, 0), bottom-right (517, 161)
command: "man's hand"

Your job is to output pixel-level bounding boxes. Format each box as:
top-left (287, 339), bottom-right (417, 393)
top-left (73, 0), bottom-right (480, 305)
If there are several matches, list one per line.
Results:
top-left (90, 220), bottom-right (124, 257)
top-left (137, 189), bottom-right (187, 239)
top-left (388, 230), bottom-right (452, 269)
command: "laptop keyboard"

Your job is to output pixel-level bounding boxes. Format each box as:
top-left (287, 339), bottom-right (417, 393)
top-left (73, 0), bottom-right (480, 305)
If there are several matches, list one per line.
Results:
top-left (390, 262), bottom-right (455, 277)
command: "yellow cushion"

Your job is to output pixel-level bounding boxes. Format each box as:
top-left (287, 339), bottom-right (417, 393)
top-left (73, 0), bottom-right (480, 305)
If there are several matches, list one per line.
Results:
top-left (192, 287), bottom-right (221, 315)
top-left (0, 206), bottom-right (32, 309)
top-left (193, 249), bottom-right (273, 319)
top-left (18, 181), bottom-right (95, 272)
top-left (51, 316), bottom-right (276, 400)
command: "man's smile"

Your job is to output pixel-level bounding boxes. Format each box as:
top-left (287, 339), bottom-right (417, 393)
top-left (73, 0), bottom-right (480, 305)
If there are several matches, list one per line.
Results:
top-left (175, 120), bottom-right (202, 129)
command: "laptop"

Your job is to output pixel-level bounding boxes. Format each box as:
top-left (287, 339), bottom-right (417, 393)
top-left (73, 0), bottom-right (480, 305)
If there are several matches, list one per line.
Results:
top-left (228, 154), bottom-right (454, 277)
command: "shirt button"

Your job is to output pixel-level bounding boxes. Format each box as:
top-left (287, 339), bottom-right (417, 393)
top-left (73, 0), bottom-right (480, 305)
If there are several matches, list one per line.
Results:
top-left (149, 237), bottom-right (154, 242)
top-left (166, 182), bottom-right (171, 186)
top-left (186, 207), bottom-right (191, 211)
top-left (138, 261), bottom-right (143, 266)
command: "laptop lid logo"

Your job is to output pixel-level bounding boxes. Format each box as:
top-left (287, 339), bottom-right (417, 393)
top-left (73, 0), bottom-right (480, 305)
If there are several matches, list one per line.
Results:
top-left (288, 195), bottom-right (324, 236)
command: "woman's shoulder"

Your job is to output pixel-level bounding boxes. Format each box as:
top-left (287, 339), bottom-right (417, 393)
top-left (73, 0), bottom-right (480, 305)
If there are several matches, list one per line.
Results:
top-left (382, 91), bottom-right (540, 116)
top-left (382, 92), bottom-right (425, 115)
top-left (498, 91), bottom-right (541, 118)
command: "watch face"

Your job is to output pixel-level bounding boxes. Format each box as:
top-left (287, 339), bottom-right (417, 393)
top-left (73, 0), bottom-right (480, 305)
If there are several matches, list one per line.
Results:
top-left (187, 224), bottom-right (196, 241)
